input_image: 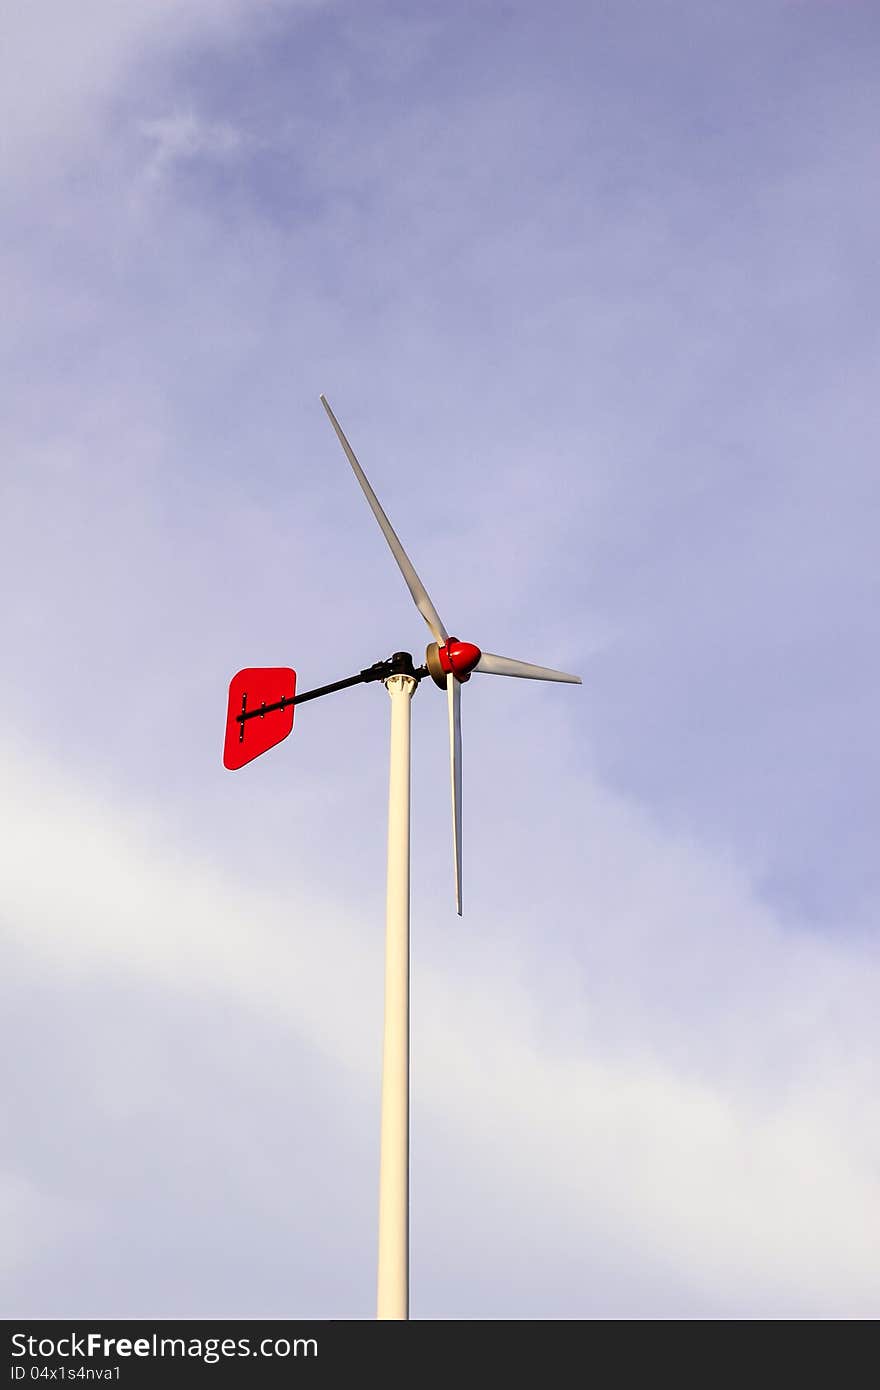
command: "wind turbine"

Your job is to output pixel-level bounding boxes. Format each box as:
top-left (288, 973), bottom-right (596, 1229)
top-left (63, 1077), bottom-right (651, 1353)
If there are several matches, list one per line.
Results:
top-left (223, 396), bottom-right (581, 1320)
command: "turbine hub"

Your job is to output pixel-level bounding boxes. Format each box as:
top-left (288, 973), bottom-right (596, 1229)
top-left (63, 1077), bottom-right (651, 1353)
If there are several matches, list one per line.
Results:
top-left (425, 639), bottom-right (482, 688)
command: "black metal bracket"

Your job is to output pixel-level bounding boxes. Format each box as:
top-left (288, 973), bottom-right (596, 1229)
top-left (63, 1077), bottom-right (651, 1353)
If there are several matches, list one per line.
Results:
top-left (236, 651), bottom-right (428, 734)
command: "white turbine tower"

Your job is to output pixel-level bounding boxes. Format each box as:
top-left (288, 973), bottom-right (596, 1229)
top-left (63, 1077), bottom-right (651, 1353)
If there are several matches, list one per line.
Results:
top-left (223, 397), bottom-right (581, 1321)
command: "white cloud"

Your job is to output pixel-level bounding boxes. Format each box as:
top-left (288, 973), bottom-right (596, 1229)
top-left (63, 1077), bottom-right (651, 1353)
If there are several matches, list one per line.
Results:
top-left (0, 1172), bottom-right (95, 1281)
top-left (2, 737), bottom-right (877, 1316)
top-left (138, 111), bottom-right (248, 187)
top-left (0, 0), bottom-right (320, 181)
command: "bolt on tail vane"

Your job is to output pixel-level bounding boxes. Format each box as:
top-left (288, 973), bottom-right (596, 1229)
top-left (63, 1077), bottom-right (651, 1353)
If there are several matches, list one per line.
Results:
top-left (318, 395), bottom-right (581, 915)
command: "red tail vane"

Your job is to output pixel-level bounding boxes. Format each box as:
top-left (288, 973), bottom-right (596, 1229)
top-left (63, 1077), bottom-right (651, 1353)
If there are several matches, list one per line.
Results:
top-left (223, 667), bottom-right (296, 770)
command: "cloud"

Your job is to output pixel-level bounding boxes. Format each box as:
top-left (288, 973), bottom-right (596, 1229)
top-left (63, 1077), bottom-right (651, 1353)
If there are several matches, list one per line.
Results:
top-left (0, 0), bottom-right (320, 182)
top-left (0, 1172), bottom-right (95, 1284)
top-left (2, 734), bottom-right (877, 1317)
top-left (137, 111), bottom-right (248, 188)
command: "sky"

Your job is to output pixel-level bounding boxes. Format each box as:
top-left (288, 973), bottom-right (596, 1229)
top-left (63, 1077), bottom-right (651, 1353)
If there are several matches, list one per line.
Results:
top-left (2, 0), bottom-right (879, 1319)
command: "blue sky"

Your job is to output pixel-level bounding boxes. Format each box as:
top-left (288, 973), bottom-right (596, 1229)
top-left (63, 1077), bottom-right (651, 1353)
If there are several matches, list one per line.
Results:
top-left (2, 0), bottom-right (878, 1317)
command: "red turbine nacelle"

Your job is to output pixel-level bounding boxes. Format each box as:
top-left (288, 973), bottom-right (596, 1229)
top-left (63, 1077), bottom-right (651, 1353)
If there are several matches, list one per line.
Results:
top-left (425, 638), bottom-right (482, 688)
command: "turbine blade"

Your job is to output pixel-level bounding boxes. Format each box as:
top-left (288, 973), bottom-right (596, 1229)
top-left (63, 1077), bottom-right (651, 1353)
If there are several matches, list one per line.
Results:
top-left (475, 652), bottom-right (582, 683)
top-left (447, 672), bottom-right (463, 916)
top-left (320, 395), bottom-right (448, 644)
